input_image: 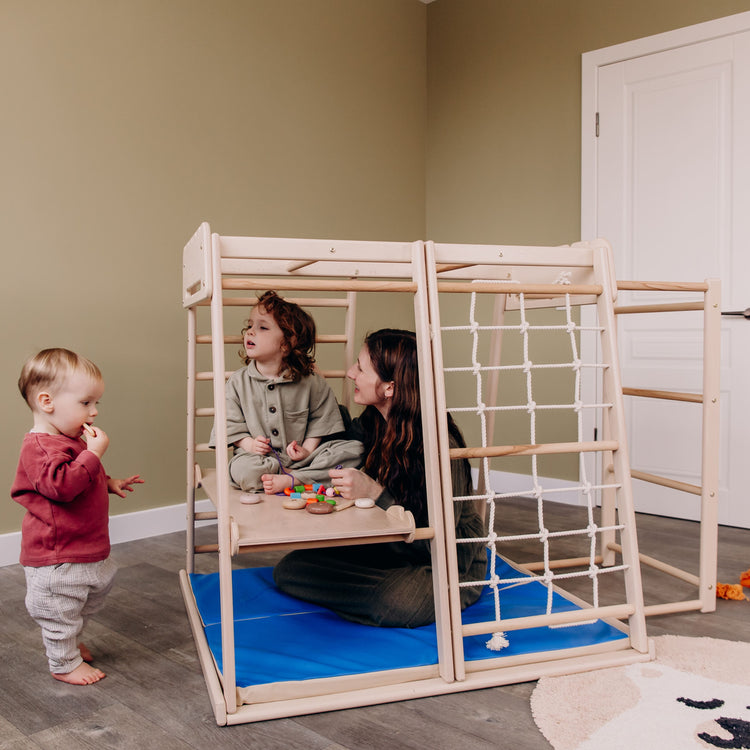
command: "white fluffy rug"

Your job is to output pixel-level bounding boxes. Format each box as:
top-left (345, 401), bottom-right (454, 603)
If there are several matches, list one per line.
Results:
top-left (531, 635), bottom-right (750, 749)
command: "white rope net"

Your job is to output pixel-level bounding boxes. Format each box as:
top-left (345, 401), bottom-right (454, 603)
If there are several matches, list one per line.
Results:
top-left (441, 286), bottom-right (627, 650)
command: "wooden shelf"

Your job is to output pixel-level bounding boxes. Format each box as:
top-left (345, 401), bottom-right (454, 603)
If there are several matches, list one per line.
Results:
top-left (197, 468), bottom-right (417, 552)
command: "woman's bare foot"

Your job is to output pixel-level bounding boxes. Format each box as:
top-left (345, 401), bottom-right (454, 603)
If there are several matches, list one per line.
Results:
top-left (52, 662), bottom-right (106, 685)
top-left (261, 473), bottom-right (294, 495)
top-left (78, 643), bottom-right (93, 662)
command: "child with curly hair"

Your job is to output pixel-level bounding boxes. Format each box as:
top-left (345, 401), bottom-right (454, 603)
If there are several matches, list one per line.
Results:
top-left (211, 291), bottom-right (362, 502)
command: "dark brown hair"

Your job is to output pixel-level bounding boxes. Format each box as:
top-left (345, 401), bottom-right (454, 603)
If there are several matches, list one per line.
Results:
top-left (358, 329), bottom-right (468, 522)
top-left (241, 291), bottom-right (316, 382)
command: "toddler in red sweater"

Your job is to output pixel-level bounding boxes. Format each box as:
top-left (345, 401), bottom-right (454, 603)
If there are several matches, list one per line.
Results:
top-left (11, 348), bottom-right (143, 685)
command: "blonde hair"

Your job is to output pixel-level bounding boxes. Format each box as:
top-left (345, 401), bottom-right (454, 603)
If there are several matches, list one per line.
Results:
top-left (18, 348), bottom-right (102, 407)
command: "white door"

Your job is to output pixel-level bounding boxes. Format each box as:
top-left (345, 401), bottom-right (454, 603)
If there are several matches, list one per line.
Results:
top-left (583, 17), bottom-right (750, 528)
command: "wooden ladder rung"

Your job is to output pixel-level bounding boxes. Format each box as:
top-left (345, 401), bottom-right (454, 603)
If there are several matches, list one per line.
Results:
top-left (196, 371), bottom-right (232, 381)
top-left (196, 334), bottom-right (347, 345)
top-left (450, 440), bottom-right (618, 459)
top-left (614, 301), bottom-right (704, 314)
top-left (623, 387), bottom-right (702, 403)
top-left (436, 281), bottom-right (603, 296)
top-left (630, 469), bottom-right (701, 496)
top-left (607, 542), bottom-right (700, 586)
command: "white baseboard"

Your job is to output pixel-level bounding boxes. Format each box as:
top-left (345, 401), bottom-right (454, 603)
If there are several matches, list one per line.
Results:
top-left (1, 471), bottom-right (581, 568)
top-left (0, 499), bottom-right (215, 568)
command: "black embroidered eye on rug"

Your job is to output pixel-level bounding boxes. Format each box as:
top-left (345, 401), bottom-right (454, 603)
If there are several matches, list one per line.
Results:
top-left (530, 635), bottom-right (750, 749)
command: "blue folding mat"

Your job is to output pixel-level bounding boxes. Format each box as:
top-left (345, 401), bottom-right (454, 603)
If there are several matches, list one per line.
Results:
top-left (189, 557), bottom-right (627, 688)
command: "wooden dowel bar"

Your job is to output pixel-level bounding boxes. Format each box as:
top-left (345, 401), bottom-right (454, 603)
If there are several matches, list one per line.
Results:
top-left (413, 527), bottom-right (435, 540)
top-left (223, 279), bottom-right (418, 293)
top-left (461, 602), bottom-right (635, 637)
top-left (607, 542), bottom-right (700, 586)
top-left (196, 408), bottom-right (214, 417)
top-left (197, 334), bottom-right (347, 345)
top-left (617, 280), bottom-right (709, 292)
top-left (623, 387), bottom-right (702, 404)
top-left (630, 469), bottom-right (701, 496)
top-left (517, 555), bottom-right (604, 572)
top-left (436, 281), bottom-right (602, 296)
top-left (196, 371), bottom-right (233, 381)
top-left (615, 301), bottom-right (704, 315)
top-left (199, 297), bottom-right (351, 308)
top-left (450, 440), bottom-right (618, 459)
top-left (195, 443), bottom-right (212, 452)
top-left (194, 544), bottom-right (220, 554)
top-left (195, 511), bottom-right (218, 521)
top-left (644, 600), bottom-right (703, 617)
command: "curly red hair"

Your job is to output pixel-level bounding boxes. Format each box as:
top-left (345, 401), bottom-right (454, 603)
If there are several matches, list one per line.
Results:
top-left (240, 291), bottom-right (316, 382)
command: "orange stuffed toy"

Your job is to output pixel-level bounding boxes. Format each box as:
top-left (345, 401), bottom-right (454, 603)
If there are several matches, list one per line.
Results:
top-left (716, 568), bottom-right (750, 600)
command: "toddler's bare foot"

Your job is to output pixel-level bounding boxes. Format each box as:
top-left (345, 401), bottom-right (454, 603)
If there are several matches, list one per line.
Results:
top-left (78, 642), bottom-right (93, 662)
top-left (261, 473), bottom-right (294, 494)
top-left (52, 662), bottom-right (106, 685)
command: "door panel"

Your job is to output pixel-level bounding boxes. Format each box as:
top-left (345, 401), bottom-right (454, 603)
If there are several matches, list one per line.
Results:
top-left (594, 31), bottom-right (750, 528)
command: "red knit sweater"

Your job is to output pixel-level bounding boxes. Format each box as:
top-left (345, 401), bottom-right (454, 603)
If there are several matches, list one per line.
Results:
top-left (11, 433), bottom-right (110, 566)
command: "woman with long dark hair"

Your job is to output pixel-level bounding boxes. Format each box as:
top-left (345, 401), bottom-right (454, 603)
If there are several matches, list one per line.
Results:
top-left (273, 329), bottom-right (486, 628)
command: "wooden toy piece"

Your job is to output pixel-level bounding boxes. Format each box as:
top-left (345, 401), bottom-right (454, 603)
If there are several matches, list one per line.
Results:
top-left (306, 500), bottom-right (334, 514)
top-left (333, 497), bottom-right (355, 512)
top-left (81, 422), bottom-right (96, 437)
top-left (239, 492), bottom-right (262, 505)
top-left (282, 497), bottom-right (307, 510)
top-left (354, 497), bottom-right (375, 509)
top-left (284, 485), bottom-right (306, 496)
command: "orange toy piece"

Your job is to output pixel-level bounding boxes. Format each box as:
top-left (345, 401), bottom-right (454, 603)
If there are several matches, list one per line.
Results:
top-left (716, 582), bottom-right (748, 601)
top-left (740, 569), bottom-right (750, 588)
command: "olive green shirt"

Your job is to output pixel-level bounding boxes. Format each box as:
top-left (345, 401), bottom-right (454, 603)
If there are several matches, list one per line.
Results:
top-left (210, 362), bottom-right (344, 462)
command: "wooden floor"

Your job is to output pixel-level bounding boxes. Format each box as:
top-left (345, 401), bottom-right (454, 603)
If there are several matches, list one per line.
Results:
top-left (1, 501), bottom-right (749, 750)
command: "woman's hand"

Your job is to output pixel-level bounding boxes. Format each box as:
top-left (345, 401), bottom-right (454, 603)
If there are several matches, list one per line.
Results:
top-left (328, 467), bottom-right (383, 501)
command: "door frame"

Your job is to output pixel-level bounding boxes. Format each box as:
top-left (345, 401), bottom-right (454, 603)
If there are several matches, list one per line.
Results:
top-left (579, 10), bottom-right (750, 500)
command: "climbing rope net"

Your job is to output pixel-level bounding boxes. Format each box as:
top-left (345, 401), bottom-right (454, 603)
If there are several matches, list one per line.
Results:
top-left (441, 286), bottom-right (629, 649)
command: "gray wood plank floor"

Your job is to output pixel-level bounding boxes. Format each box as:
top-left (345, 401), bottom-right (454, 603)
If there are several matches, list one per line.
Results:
top-left (1, 500), bottom-right (748, 750)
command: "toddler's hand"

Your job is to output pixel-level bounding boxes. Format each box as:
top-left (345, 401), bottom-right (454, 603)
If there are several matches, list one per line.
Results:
top-left (108, 475), bottom-right (144, 498)
top-left (236, 436), bottom-right (271, 455)
top-left (286, 440), bottom-right (310, 461)
top-left (82, 424), bottom-right (109, 458)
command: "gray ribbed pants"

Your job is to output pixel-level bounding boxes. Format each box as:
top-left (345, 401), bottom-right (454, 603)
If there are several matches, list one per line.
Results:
top-left (24, 558), bottom-right (117, 674)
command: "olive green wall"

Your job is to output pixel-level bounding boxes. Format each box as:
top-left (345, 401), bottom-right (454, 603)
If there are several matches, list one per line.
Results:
top-left (425, 0), bottom-right (750, 479)
top-left (3, 0), bottom-right (750, 537)
top-left (0, 0), bottom-right (426, 535)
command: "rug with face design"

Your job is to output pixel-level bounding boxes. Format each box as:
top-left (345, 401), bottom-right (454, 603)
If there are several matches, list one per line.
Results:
top-left (531, 635), bottom-right (750, 749)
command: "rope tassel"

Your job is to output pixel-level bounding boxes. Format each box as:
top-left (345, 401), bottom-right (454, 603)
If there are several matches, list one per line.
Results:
top-left (486, 632), bottom-right (509, 651)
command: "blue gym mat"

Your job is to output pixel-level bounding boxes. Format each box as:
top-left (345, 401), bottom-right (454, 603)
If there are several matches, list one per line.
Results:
top-left (189, 558), bottom-right (627, 688)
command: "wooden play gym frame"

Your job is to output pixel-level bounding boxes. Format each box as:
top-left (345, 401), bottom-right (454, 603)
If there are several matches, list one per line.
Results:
top-left (180, 222), bottom-right (720, 725)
